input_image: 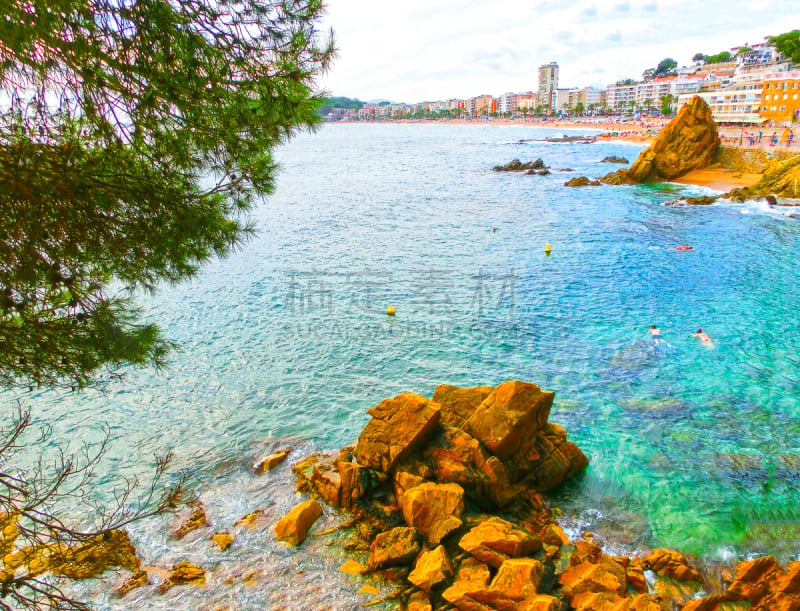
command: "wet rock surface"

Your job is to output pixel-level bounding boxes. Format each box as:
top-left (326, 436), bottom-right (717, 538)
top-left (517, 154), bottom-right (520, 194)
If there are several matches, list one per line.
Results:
top-left (492, 158), bottom-right (547, 172)
top-left (565, 176), bottom-right (601, 187)
top-left (282, 381), bottom-right (800, 609)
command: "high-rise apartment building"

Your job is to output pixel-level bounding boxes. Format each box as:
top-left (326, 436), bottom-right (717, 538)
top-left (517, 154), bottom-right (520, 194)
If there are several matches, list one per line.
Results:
top-left (538, 62), bottom-right (559, 110)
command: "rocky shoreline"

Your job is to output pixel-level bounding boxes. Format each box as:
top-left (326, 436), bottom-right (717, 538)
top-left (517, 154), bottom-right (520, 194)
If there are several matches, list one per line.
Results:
top-left (268, 381), bottom-right (797, 610)
top-left (58, 380), bottom-right (800, 609)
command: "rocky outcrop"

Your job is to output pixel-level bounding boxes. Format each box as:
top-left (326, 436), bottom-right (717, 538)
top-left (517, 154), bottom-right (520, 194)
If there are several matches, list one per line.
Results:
top-left (601, 156), bottom-right (629, 164)
top-left (725, 154), bottom-right (800, 200)
top-left (565, 176), bottom-right (601, 187)
top-left (458, 517), bottom-right (541, 568)
top-left (601, 96), bottom-right (720, 184)
top-left (466, 381), bottom-right (552, 458)
top-left (683, 556), bottom-right (800, 610)
top-left (287, 381), bottom-right (592, 610)
top-left (493, 158), bottom-right (547, 172)
top-left (642, 548), bottom-right (701, 582)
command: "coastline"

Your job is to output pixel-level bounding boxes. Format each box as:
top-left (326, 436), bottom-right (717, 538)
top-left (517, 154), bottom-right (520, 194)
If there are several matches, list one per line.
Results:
top-left (338, 120), bottom-right (798, 190)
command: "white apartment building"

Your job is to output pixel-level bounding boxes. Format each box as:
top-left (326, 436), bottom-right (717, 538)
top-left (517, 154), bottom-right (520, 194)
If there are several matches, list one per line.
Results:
top-left (606, 83), bottom-right (637, 111)
top-left (498, 92), bottom-right (519, 114)
top-left (553, 88), bottom-right (576, 112)
top-left (676, 57), bottom-right (793, 123)
top-left (538, 62), bottom-right (559, 110)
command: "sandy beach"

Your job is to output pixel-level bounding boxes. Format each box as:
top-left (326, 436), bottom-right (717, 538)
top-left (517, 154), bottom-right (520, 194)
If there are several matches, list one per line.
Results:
top-left (671, 168), bottom-right (764, 192)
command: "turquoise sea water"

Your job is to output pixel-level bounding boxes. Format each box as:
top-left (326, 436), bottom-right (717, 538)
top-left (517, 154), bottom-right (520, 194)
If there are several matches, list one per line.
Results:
top-left (12, 123), bottom-right (800, 604)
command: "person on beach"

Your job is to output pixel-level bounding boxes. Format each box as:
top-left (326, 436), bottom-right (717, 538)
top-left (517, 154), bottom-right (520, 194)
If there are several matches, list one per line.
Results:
top-left (691, 328), bottom-right (712, 344)
top-left (758, 131), bottom-right (763, 143)
top-left (788, 131), bottom-right (794, 147)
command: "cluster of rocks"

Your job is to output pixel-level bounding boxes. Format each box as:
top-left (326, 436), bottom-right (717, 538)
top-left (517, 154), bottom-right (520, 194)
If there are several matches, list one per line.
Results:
top-left (269, 381), bottom-right (800, 610)
top-left (492, 159), bottom-right (551, 176)
top-left (600, 156), bottom-right (629, 164)
top-left (286, 381), bottom-right (592, 609)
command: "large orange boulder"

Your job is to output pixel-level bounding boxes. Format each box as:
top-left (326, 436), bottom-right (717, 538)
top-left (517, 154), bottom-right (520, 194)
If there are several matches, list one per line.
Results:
top-left (458, 516), bottom-right (541, 568)
top-left (642, 548), bottom-right (700, 581)
top-left (273, 499), bottom-right (322, 546)
top-left (402, 482), bottom-right (465, 545)
top-left (355, 393), bottom-right (441, 473)
top-left (512, 423), bottom-right (589, 491)
top-left (466, 381), bottom-right (554, 457)
top-left (368, 526), bottom-right (420, 569)
top-left (408, 545), bottom-right (453, 592)
top-left (470, 557), bottom-right (544, 609)
top-left (601, 96), bottom-right (719, 184)
top-left (432, 384), bottom-right (494, 429)
top-left (441, 557), bottom-right (492, 610)
top-left (726, 555), bottom-right (787, 607)
top-left (558, 556), bottom-right (627, 599)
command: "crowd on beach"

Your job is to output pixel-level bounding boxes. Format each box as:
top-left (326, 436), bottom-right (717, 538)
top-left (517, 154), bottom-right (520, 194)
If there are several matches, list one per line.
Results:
top-left (393, 116), bottom-right (798, 150)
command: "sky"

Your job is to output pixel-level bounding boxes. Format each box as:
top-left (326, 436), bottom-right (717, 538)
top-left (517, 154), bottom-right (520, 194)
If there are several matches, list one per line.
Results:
top-left (317, 0), bottom-right (800, 103)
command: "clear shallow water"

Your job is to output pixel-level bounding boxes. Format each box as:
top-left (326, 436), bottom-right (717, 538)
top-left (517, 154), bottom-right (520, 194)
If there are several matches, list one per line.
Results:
top-left (10, 124), bottom-right (800, 604)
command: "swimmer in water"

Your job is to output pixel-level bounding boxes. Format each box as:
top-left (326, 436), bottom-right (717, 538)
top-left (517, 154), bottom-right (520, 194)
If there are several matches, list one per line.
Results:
top-left (691, 328), bottom-right (712, 344)
top-left (648, 325), bottom-right (661, 337)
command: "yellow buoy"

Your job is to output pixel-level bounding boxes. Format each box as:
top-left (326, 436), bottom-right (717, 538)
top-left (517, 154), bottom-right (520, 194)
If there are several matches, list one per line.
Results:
top-left (545, 243), bottom-right (551, 255)
top-left (386, 305), bottom-right (396, 316)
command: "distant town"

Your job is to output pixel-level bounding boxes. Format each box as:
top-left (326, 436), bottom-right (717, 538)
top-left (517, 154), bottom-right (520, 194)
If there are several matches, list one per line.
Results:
top-left (322, 37), bottom-right (800, 128)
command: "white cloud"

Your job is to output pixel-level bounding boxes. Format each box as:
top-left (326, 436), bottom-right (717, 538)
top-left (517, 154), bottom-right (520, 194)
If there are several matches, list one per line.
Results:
top-left (317, 0), bottom-right (800, 102)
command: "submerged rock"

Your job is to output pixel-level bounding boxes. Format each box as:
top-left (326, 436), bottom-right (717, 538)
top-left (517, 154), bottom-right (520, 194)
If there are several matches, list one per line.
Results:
top-left (157, 561), bottom-right (205, 593)
top-left (169, 505), bottom-right (209, 539)
top-left (211, 531), bottom-right (233, 551)
top-left (255, 448), bottom-right (291, 473)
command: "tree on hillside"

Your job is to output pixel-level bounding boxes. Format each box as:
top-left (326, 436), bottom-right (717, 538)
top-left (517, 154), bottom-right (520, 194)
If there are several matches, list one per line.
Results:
top-left (693, 50), bottom-right (732, 64)
top-left (654, 58), bottom-right (677, 77)
top-left (770, 30), bottom-right (800, 64)
top-left (0, 0), bottom-right (332, 606)
top-left (1, 0), bottom-right (333, 390)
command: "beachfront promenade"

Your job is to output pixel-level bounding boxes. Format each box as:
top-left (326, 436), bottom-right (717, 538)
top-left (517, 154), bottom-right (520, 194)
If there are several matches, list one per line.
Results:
top-left (369, 116), bottom-right (800, 151)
